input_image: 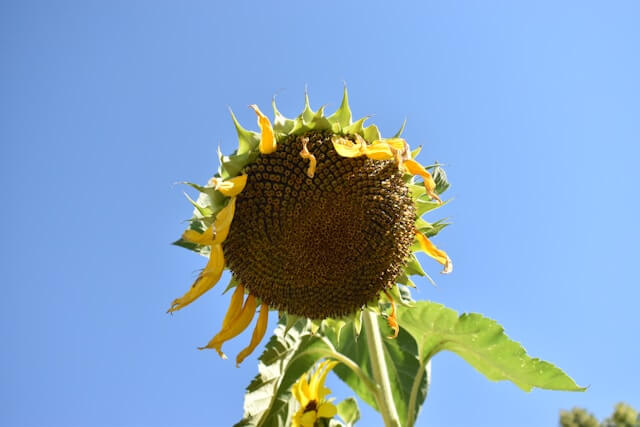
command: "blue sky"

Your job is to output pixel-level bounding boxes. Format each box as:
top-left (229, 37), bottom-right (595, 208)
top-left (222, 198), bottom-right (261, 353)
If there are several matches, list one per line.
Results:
top-left (1, 1), bottom-right (639, 426)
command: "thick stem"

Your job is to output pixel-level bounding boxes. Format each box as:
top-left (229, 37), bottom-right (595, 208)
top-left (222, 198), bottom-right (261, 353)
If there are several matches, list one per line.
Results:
top-left (363, 311), bottom-right (401, 427)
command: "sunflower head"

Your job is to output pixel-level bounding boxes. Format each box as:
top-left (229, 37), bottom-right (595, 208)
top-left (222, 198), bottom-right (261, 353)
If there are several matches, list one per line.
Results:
top-left (171, 89), bottom-right (452, 362)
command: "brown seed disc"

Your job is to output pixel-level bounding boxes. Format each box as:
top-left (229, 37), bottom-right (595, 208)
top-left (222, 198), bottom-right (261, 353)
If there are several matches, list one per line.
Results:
top-left (222, 130), bottom-right (416, 319)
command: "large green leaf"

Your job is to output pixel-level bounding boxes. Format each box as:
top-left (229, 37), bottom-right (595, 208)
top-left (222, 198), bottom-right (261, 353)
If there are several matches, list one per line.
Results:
top-left (235, 317), bottom-right (334, 427)
top-left (397, 301), bottom-right (585, 425)
top-left (322, 318), bottom-right (427, 427)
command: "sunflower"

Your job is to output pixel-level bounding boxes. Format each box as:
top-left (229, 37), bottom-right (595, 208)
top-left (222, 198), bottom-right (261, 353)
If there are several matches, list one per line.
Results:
top-left (291, 360), bottom-right (339, 427)
top-left (170, 89), bottom-right (451, 365)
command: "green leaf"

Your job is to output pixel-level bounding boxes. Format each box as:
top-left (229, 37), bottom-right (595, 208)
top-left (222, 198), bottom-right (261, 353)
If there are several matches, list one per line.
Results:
top-left (235, 319), bottom-right (334, 427)
top-left (398, 301), bottom-right (586, 393)
top-left (336, 397), bottom-right (361, 426)
top-left (323, 317), bottom-right (426, 427)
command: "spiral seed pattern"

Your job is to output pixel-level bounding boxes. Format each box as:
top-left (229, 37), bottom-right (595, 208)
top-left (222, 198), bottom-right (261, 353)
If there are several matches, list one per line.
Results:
top-left (223, 130), bottom-right (415, 319)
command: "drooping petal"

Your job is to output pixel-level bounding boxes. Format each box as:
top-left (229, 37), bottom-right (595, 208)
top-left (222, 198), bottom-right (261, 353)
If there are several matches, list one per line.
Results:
top-left (168, 244), bottom-right (225, 313)
top-left (250, 104), bottom-right (277, 154)
top-left (212, 198), bottom-right (236, 244)
top-left (403, 158), bottom-right (442, 203)
top-left (384, 290), bottom-right (399, 339)
top-left (199, 294), bottom-right (258, 358)
top-left (317, 402), bottom-right (338, 419)
top-left (212, 174), bottom-right (248, 197)
top-left (415, 229), bottom-right (453, 274)
top-left (235, 302), bottom-right (269, 366)
top-left (182, 226), bottom-right (214, 246)
top-left (331, 135), bottom-right (365, 158)
top-left (221, 284), bottom-right (246, 329)
top-left (299, 137), bottom-right (317, 178)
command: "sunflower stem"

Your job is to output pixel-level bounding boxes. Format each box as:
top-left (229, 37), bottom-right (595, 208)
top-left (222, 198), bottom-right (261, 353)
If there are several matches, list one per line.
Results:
top-left (363, 310), bottom-right (401, 427)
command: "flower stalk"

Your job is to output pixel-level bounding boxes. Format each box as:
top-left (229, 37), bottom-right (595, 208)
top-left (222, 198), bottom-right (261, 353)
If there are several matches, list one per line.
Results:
top-left (363, 310), bottom-right (401, 427)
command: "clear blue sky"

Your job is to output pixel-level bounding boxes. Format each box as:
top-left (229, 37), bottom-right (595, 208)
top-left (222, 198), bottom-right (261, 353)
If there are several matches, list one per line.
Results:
top-left (1, 1), bottom-right (639, 426)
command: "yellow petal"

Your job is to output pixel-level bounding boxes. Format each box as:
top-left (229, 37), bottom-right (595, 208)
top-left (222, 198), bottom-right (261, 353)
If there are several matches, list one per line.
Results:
top-left (212, 198), bottom-right (236, 244)
top-left (292, 379), bottom-right (305, 408)
top-left (331, 135), bottom-right (365, 158)
top-left (317, 402), bottom-right (337, 419)
top-left (200, 294), bottom-right (258, 358)
top-left (168, 244), bottom-right (225, 313)
top-left (403, 159), bottom-right (442, 203)
top-left (291, 412), bottom-right (303, 427)
top-left (300, 373), bottom-right (312, 402)
top-left (384, 290), bottom-right (399, 339)
top-left (235, 303), bottom-right (269, 367)
top-left (384, 137), bottom-right (407, 151)
top-left (299, 411), bottom-right (317, 427)
top-left (311, 360), bottom-right (338, 400)
top-left (221, 284), bottom-right (246, 329)
top-left (415, 230), bottom-right (453, 274)
top-left (250, 104), bottom-right (276, 154)
top-left (213, 174), bottom-right (248, 197)
top-left (299, 137), bottom-right (317, 178)
top-left (364, 141), bottom-right (394, 160)
top-left (182, 226), bottom-right (214, 246)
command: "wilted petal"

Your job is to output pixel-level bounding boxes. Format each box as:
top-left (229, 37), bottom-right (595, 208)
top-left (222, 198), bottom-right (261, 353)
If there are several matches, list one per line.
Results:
top-left (200, 293), bottom-right (257, 358)
top-left (212, 198), bottom-right (236, 244)
top-left (415, 230), bottom-right (453, 274)
top-left (250, 104), bottom-right (277, 154)
top-left (384, 290), bottom-right (399, 339)
top-left (214, 174), bottom-right (248, 197)
top-left (168, 244), bottom-right (225, 312)
top-left (235, 303), bottom-right (269, 366)
top-left (331, 135), bottom-right (364, 158)
top-left (364, 141), bottom-right (394, 160)
top-left (299, 137), bottom-right (317, 178)
top-left (403, 158), bottom-right (442, 203)
top-left (182, 226), bottom-right (214, 246)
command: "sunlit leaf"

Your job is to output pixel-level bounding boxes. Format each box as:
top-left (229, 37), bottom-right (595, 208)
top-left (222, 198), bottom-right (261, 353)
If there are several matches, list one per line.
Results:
top-left (322, 318), bottom-right (426, 427)
top-left (398, 301), bottom-right (586, 393)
